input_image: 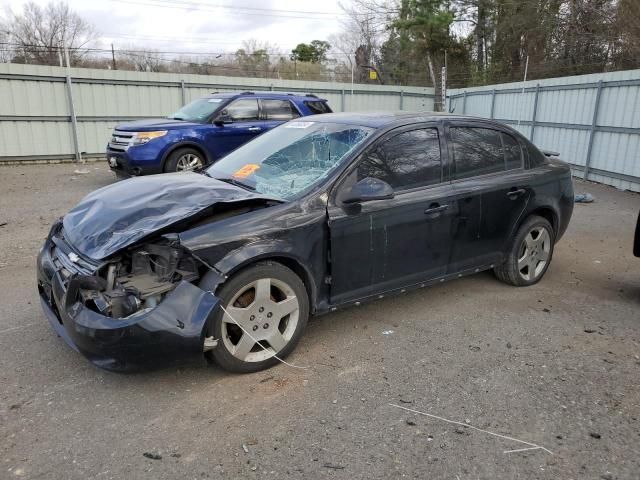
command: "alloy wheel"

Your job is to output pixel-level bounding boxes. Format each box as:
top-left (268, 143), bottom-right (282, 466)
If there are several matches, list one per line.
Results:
top-left (220, 277), bottom-right (300, 363)
top-left (517, 225), bottom-right (551, 281)
top-left (175, 153), bottom-right (203, 171)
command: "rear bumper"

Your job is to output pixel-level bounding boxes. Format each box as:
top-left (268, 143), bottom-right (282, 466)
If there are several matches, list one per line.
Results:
top-left (37, 237), bottom-right (220, 371)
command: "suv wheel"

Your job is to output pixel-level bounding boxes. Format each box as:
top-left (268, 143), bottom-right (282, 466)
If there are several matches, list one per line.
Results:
top-left (165, 148), bottom-right (204, 172)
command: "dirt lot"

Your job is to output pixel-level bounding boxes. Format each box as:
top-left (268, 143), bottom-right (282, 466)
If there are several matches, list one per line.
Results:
top-left (0, 163), bottom-right (638, 480)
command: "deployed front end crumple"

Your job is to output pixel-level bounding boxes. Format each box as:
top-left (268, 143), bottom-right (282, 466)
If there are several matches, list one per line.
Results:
top-left (35, 172), bottom-right (278, 371)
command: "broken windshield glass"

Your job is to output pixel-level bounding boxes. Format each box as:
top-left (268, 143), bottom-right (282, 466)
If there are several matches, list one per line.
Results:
top-left (206, 122), bottom-right (373, 200)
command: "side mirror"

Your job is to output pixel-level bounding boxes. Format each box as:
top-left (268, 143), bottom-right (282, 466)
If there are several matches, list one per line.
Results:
top-left (214, 110), bottom-right (232, 126)
top-left (341, 177), bottom-right (394, 205)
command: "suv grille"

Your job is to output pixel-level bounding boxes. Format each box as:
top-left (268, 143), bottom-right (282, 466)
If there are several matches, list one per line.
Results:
top-left (108, 130), bottom-right (135, 151)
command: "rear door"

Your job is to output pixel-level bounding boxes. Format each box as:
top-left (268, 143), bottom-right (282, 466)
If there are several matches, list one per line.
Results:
top-left (328, 124), bottom-right (458, 303)
top-left (444, 123), bottom-right (531, 271)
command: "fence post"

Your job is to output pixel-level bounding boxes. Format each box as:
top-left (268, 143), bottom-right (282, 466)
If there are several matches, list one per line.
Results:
top-left (530, 83), bottom-right (540, 141)
top-left (64, 74), bottom-right (81, 162)
top-left (341, 89), bottom-right (346, 112)
top-left (180, 79), bottom-right (186, 106)
top-left (399, 90), bottom-right (404, 110)
top-left (583, 80), bottom-right (604, 180)
top-left (462, 91), bottom-right (467, 114)
top-left (489, 89), bottom-right (496, 119)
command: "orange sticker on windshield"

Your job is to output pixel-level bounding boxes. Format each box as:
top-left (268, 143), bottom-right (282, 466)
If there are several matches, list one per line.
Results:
top-left (232, 164), bottom-right (260, 178)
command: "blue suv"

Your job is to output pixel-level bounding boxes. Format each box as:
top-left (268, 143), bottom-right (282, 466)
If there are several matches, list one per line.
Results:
top-left (106, 91), bottom-right (332, 176)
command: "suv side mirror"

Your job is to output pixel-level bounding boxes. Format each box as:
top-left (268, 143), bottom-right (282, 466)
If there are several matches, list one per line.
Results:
top-left (341, 177), bottom-right (394, 204)
top-left (214, 110), bottom-right (232, 126)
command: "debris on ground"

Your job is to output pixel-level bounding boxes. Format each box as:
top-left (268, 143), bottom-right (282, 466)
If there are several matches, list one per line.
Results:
top-left (382, 330), bottom-right (394, 335)
top-left (323, 463), bottom-right (345, 469)
top-left (242, 444), bottom-right (249, 453)
top-left (590, 432), bottom-right (602, 439)
top-left (575, 193), bottom-right (594, 203)
top-left (73, 169), bottom-right (90, 174)
top-left (143, 452), bottom-right (162, 460)
top-left (406, 419), bottom-right (417, 426)
top-left (0, 222), bottom-right (7, 227)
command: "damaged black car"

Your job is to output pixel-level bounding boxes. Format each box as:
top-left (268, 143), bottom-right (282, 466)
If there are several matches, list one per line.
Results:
top-left (37, 112), bottom-right (574, 372)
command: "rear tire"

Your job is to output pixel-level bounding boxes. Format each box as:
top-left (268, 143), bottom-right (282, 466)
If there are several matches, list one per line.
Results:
top-left (164, 147), bottom-right (204, 172)
top-left (494, 215), bottom-right (555, 286)
top-left (200, 261), bottom-right (309, 373)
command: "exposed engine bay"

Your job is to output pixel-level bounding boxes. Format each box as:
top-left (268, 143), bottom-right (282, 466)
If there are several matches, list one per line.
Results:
top-left (76, 238), bottom-right (202, 319)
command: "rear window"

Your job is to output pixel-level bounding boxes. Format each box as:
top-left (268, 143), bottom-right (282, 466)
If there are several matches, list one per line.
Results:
top-left (304, 100), bottom-right (332, 114)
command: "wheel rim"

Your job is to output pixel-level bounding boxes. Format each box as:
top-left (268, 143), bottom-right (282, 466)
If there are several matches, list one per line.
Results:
top-left (517, 225), bottom-right (551, 281)
top-left (221, 277), bottom-right (300, 363)
top-left (175, 153), bottom-right (203, 171)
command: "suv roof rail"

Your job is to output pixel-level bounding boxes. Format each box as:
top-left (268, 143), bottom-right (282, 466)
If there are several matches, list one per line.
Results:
top-left (240, 91), bottom-right (255, 95)
top-left (305, 93), bottom-right (318, 98)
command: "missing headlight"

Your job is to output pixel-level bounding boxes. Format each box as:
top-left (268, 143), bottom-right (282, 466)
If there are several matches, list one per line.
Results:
top-left (78, 242), bottom-right (200, 318)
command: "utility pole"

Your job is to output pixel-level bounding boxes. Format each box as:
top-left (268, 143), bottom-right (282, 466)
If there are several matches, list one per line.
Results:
top-left (517, 55), bottom-right (530, 126)
top-left (64, 39), bottom-right (82, 164)
top-left (111, 43), bottom-right (117, 70)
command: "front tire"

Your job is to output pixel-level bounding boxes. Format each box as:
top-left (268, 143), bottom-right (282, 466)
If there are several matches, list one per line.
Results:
top-left (494, 215), bottom-right (555, 286)
top-left (164, 147), bottom-right (204, 172)
top-left (200, 261), bottom-right (309, 373)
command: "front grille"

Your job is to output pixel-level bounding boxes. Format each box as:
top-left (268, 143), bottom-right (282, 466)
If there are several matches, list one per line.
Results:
top-left (51, 235), bottom-right (98, 278)
top-left (108, 130), bottom-right (135, 152)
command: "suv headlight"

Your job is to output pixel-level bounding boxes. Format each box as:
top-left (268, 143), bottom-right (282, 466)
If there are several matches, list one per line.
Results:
top-left (131, 130), bottom-right (168, 145)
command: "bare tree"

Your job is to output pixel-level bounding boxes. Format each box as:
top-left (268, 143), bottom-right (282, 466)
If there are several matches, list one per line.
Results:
top-left (4, 1), bottom-right (97, 66)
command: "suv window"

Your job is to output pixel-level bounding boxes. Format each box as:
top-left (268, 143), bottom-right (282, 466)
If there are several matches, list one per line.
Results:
top-left (356, 128), bottom-right (442, 191)
top-left (304, 100), bottom-right (332, 114)
top-left (451, 127), bottom-right (512, 179)
top-left (262, 99), bottom-right (300, 120)
top-left (225, 99), bottom-right (259, 121)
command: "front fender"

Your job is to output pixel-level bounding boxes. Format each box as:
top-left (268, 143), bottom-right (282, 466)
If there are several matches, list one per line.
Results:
top-left (213, 239), bottom-right (319, 307)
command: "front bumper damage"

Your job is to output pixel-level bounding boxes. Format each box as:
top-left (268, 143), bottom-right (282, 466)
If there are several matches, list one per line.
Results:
top-left (36, 232), bottom-right (220, 371)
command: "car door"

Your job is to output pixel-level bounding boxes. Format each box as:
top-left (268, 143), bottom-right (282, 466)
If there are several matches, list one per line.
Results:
top-left (206, 98), bottom-right (264, 158)
top-left (444, 123), bottom-right (531, 272)
top-left (327, 125), bottom-right (459, 304)
top-left (259, 99), bottom-right (301, 132)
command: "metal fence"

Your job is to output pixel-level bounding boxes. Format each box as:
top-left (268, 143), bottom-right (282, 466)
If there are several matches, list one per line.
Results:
top-left (0, 63), bottom-right (434, 163)
top-left (448, 69), bottom-right (640, 192)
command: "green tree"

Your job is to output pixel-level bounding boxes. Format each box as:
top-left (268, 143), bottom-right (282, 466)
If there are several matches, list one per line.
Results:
top-left (290, 40), bottom-right (331, 63)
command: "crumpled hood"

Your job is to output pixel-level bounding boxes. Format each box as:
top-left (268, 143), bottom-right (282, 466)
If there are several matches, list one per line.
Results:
top-left (63, 173), bottom-right (272, 261)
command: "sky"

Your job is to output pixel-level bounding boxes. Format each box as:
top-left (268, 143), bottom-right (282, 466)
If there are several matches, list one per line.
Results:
top-left (3, 0), bottom-right (350, 56)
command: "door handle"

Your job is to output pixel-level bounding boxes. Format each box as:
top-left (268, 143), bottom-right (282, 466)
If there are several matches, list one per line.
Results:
top-left (247, 127), bottom-right (262, 132)
top-left (506, 188), bottom-right (526, 199)
top-left (424, 204), bottom-right (449, 215)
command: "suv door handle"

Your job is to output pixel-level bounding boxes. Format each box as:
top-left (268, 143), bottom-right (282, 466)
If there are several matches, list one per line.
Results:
top-left (247, 127), bottom-right (262, 132)
top-left (506, 188), bottom-right (526, 199)
top-left (424, 204), bottom-right (449, 215)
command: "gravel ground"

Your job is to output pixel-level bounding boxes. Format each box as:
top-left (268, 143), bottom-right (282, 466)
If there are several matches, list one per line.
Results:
top-left (0, 163), bottom-right (639, 480)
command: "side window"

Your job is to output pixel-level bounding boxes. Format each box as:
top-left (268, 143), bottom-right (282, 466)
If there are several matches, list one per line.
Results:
top-left (451, 127), bottom-right (504, 179)
top-left (225, 99), bottom-right (259, 121)
top-left (356, 128), bottom-right (441, 191)
top-left (262, 99), bottom-right (300, 120)
top-left (304, 100), bottom-right (332, 114)
top-left (502, 132), bottom-right (523, 170)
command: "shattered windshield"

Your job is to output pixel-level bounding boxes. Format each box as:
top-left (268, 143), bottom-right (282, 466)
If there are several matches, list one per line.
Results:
top-left (206, 122), bottom-right (373, 200)
top-left (168, 97), bottom-right (225, 121)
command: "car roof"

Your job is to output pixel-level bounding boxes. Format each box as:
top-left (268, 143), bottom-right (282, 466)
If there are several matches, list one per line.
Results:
top-left (296, 111), bottom-right (502, 129)
top-left (206, 91), bottom-right (326, 101)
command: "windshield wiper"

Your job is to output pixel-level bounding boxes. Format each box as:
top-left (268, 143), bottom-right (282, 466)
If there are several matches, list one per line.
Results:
top-left (168, 115), bottom-right (186, 120)
top-left (216, 177), bottom-right (256, 191)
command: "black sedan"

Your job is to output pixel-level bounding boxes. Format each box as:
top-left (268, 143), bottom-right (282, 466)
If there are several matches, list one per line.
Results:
top-left (37, 112), bottom-right (574, 372)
